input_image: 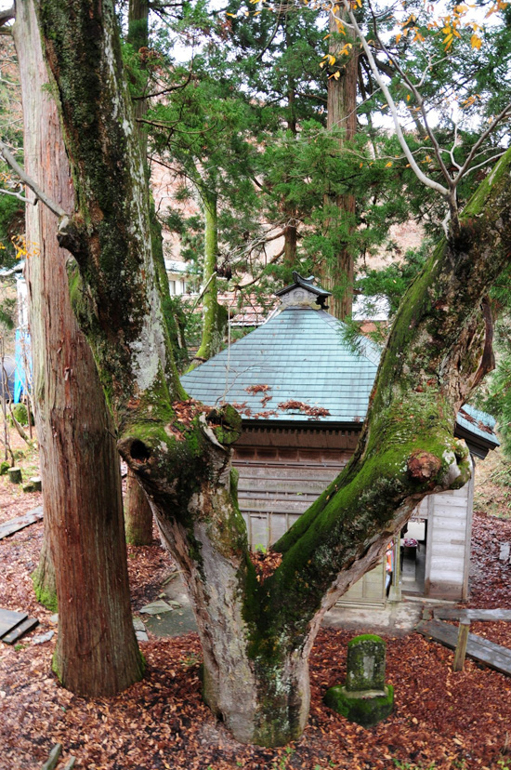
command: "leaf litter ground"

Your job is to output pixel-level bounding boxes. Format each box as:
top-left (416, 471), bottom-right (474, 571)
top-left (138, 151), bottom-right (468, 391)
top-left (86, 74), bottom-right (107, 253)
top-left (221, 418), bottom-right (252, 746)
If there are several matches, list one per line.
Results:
top-left (1, 478), bottom-right (511, 769)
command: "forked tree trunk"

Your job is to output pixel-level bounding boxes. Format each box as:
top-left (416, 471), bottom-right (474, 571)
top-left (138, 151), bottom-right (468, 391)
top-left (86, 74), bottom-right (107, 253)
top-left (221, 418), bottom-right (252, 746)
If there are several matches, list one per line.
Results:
top-left (31, 0), bottom-right (511, 745)
top-left (14, 0), bottom-right (143, 696)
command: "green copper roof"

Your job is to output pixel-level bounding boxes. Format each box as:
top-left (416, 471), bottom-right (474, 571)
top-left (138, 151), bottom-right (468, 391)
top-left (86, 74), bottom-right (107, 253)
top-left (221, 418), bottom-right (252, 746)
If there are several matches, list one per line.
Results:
top-left (181, 307), bottom-right (379, 424)
top-left (181, 305), bottom-right (499, 449)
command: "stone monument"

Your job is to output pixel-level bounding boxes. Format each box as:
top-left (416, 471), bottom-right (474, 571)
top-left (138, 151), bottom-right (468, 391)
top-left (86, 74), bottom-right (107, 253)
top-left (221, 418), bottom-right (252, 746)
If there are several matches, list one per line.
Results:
top-left (324, 634), bottom-right (394, 727)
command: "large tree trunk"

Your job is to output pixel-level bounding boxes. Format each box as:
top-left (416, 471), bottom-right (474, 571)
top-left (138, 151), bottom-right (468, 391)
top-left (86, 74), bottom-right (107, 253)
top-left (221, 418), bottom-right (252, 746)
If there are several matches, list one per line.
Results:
top-left (14, 0), bottom-right (143, 696)
top-left (31, 534), bottom-right (57, 611)
top-left (322, 11), bottom-right (358, 319)
top-left (33, 0), bottom-right (511, 745)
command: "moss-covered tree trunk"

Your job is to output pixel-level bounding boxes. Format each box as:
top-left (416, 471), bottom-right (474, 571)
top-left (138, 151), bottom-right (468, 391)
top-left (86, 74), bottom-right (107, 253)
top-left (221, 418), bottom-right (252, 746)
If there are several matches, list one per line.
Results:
top-left (14, 0), bottom-right (143, 696)
top-left (32, 0), bottom-right (511, 746)
top-left (188, 192), bottom-right (226, 369)
top-left (322, 11), bottom-right (358, 319)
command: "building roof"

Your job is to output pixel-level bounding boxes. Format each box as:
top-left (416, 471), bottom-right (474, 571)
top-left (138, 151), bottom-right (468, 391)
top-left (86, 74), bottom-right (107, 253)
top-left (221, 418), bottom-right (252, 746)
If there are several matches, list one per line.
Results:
top-left (181, 278), bottom-right (499, 453)
top-left (182, 306), bottom-right (380, 425)
top-left (455, 404), bottom-right (499, 457)
top-left (275, 273), bottom-right (332, 306)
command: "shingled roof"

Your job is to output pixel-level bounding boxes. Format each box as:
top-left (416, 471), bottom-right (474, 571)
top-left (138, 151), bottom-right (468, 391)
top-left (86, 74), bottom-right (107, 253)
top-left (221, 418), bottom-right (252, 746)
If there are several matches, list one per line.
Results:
top-left (182, 306), bottom-right (378, 424)
top-left (181, 275), bottom-right (499, 454)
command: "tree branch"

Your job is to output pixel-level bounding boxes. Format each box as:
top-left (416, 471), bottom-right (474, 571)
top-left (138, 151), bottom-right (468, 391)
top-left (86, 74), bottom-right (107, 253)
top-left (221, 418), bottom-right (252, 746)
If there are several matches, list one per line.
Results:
top-left (0, 187), bottom-right (27, 203)
top-left (453, 102), bottom-right (511, 184)
top-left (0, 140), bottom-right (67, 218)
top-left (335, 2), bottom-right (450, 201)
top-left (0, 6), bottom-right (14, 26)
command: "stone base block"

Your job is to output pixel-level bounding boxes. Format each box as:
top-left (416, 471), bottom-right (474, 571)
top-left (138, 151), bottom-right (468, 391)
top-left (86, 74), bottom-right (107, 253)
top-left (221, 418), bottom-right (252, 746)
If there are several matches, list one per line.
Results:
top-left (324, 684), bottom-right (394, 728)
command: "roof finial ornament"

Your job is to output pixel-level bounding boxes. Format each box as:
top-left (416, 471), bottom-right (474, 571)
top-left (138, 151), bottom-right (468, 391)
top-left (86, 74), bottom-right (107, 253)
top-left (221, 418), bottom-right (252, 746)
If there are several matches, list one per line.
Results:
top-left (276, 273), bottom-right (331, 310)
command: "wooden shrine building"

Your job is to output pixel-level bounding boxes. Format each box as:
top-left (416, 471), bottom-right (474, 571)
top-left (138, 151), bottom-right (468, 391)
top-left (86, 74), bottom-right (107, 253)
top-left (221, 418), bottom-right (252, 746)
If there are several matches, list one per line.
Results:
top-left (182, 274), bottom-right (499, 607)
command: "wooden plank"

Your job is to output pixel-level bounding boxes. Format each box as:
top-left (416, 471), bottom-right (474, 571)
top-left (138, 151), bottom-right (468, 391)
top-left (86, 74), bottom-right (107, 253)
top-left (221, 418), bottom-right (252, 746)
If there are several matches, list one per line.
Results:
top-left (2, 617), bottom-right (39, 644)
top-left (238, 498), bottom-right (312, 514)
top-left (417, 620), bottom-right (511, 677)
top-left (236, 461), bottom-right (340, 473)
top-left (41, 744), bottom-right (62, 770)
top-left (237, 479), bottom-right (327, 493)
top-left (0, 505), bottom-right (43, 540)
top-left (0, 608), bottom-right (27, 638)
top-left (434, 608), bottom-right (511, 622)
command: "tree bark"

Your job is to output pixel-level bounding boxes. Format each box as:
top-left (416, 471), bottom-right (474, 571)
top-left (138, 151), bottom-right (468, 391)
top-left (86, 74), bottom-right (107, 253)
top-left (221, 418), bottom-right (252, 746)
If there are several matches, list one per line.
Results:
top-left (322, 11), bottom-right (358, 319)
top-left (31, 534), bottom-right (57, 611)
top-left (14, 0), bottom-right (143, 696)
top-left (33, 0), bottom-right (511, 745)
top-left (125, 467), bottom-right (153, 545)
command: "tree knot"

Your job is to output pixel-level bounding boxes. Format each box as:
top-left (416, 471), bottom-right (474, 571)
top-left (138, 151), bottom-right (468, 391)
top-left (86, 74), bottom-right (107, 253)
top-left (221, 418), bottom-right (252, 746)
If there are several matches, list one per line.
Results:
top-left (407, 451), bottom-right (441, 484)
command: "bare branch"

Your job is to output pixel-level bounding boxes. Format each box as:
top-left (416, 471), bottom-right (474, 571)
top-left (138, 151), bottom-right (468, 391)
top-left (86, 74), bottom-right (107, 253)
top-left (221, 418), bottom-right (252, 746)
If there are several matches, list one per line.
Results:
top-left (0, 188), bottom-right (27, 203)
top-left (190, 271), bottom-right (218, 313)
top-left (366, 0), bottom-right (453, 191)
top-left (463, 151), bottom-right (507, 176)
top-left (135, 67), bottom-right (194, 101)
top-left (335, 2), bottom-right (449, 200)
top-left (453, 102), bottom-right (511, 184)
top-left (0, 140), bottom-right (67, 218)
top-left (234, 245), bottom-right (286, 290)
top-left (0, 6), bottom-right (14, 26)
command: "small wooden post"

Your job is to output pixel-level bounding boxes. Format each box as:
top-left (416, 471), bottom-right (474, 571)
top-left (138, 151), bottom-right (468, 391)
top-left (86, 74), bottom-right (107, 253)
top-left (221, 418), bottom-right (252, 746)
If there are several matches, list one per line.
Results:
top-left (453, 620), bottom-right (470, 671)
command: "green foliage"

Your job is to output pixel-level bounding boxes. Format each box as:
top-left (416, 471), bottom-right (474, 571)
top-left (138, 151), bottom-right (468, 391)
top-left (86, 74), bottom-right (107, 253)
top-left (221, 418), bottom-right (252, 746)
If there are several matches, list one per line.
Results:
top-left (10, 403), bottom-right (30, 426)
top-left (357, 243), bottom-right (431, 315)
top-left (0, 40), bottom-right (25, 263)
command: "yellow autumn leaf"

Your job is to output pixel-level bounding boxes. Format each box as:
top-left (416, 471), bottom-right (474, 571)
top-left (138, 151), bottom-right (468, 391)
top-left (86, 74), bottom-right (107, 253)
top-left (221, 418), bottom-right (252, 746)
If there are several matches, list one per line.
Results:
top-left (385, 161), bottom-right (393, 168)
top-left (406, 94), bottom-right (411, 101)
top-left (396, 32), bottom-right (402, 43)
top-left (471, 33), bottom-right (482, 49)
top-left (359, 162), bottom-right (363, 168)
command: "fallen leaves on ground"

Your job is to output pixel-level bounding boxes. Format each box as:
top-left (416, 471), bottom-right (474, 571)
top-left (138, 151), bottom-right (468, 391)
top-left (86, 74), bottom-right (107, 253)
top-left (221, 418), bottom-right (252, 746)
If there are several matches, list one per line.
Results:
top-left (1, 510), bottom-right (511, 769)
top-left (249, 548), bottom-right (283, 583)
